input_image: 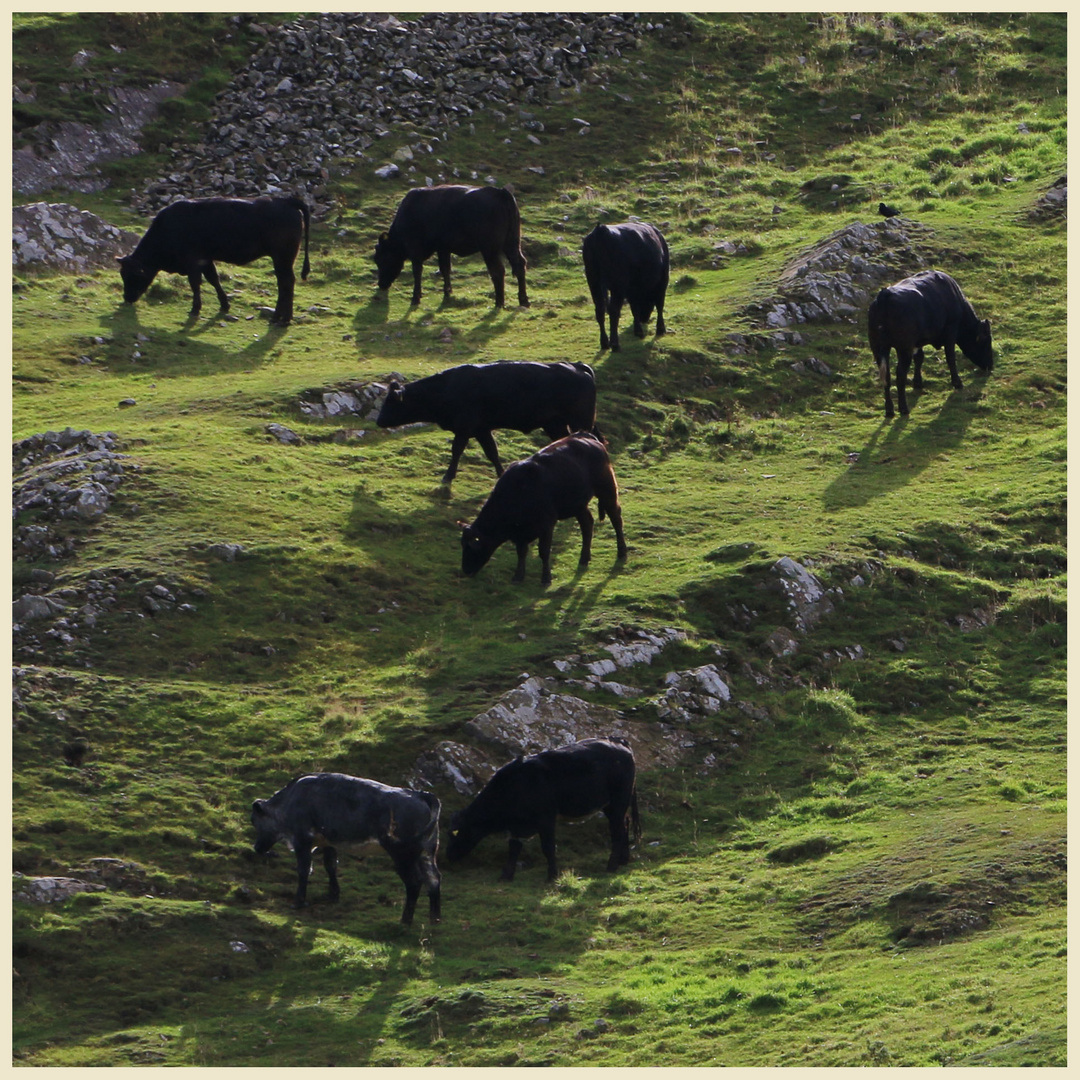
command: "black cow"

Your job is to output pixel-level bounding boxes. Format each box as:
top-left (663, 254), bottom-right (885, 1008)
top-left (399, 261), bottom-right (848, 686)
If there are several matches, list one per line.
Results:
top-left (446, 738), bottom-right (641, 881)
top-left (250, 773), bottom-right (441, 925)
top-left (373, 184), bottom-right (528, 308)
top-left (582, 220), bottom-right (669, 351)
top-left (118, 196), bottom-right (310, 325)
top-left (377, 360), bottom-right (598, 484)
top-left (460, 431), bottom-right (628, 585)
top-left (868, 269), bottom-right (993, 418)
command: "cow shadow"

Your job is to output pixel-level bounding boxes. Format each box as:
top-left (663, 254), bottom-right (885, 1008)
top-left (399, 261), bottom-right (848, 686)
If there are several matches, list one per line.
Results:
top-left (822, 382), bottom-right (986, 511)
top-left (100, 305), bottom-right (289, 375)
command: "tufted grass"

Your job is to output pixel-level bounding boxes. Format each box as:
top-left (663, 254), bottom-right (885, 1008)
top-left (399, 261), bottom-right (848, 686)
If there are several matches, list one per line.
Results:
top-left (12, 11), bottom-right (1065, 1067)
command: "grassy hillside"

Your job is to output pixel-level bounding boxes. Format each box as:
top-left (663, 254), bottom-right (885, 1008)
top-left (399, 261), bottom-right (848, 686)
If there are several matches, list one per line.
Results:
top-left (12, 12), bottom-right (1066, 1067)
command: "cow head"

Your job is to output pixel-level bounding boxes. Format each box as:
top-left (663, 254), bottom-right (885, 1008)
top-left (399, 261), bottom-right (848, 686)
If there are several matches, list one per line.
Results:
top-left (445, 809), bottom-right (481, 862)
top-left (969, 318), bottom-right (994, 371)
top-left (375, 380), bottom-right (408, 429)
top-left (373, 232), bottom-right (405, 291)
top-left (250, 799), bottom-right (281, 854)
top-left (460, 522), bottom-right (498, 577)
top-left (116, 253), bottom-right (157, 304)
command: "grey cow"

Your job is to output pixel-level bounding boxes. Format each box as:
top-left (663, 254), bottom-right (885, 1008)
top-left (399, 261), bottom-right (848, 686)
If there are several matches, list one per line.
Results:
top-left (251, 773), bottom-right (442, 925)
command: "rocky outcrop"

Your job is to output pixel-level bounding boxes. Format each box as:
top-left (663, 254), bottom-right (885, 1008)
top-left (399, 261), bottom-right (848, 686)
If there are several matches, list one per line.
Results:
top-left (13, 874), bottom-right (106, 904)
top-left (1029, 175), bottom-right (1066, 220)
top-left (744, 218), bottom-right (933, 336)
top-left (137, 13), bottom-right (664, 215)
top-left (298, 375), bottom-right (405, 421)
top-left (13, 81), bottom-right (185, 195)
top-left (406, 626), bottom-right (763, 795)
top-left (13, 430), bottom-right (129, 558)
top-left (13, 202), bottom-right (141, 273)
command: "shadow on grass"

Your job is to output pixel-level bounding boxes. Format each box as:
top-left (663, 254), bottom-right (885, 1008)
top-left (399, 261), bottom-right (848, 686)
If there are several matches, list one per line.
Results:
top-left (99, 303), bottom-right (291, 375)
top-left (822, 379), bottom-right (987, 511)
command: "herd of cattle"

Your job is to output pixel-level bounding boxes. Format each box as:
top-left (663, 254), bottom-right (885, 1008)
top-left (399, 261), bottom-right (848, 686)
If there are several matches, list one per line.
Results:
top-left (116, 184), bottom-right (995, 920)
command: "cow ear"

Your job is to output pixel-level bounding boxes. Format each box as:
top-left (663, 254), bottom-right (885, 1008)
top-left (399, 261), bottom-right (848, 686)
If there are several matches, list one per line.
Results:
top-left (456, 520), bottom-right (471, 530)
top-left (379, 231), bottom-right (389, 243)
top-left (252, 799), bottom-right (266, 816)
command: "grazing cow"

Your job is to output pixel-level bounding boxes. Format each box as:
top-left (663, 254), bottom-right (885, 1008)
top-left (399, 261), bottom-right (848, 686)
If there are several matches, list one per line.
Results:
top-left (868, 270), bottom-right (993, 418)
top-left (250, 773), bottom-right (442, 925)
top-left (118, 196), bottom-right (310, 325)
top-left (582, 220), bottom-right (669, 351)
top-left (446, 738), bottom-right (641, 881)
top-left (460, 431), bottom-right (627, 585)
top-left (377, 360), bottom-right (598, 484)
top-left (373, 184), bottom-right (528, 308)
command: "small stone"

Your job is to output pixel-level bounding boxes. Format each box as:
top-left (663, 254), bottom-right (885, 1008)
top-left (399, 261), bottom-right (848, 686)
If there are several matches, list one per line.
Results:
top-left (118, 398), bottom-right (137, 408)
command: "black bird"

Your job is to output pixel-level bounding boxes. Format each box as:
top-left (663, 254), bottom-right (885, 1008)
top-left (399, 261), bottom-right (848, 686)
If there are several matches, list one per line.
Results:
top-left (878, 202), bottom-right (902, 218)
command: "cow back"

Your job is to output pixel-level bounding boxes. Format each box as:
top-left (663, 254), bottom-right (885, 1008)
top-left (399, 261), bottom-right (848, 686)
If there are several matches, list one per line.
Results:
top-left (136, 197), bottom-right (306, 271)
top-left (389, 185), bottom-right (519, 257)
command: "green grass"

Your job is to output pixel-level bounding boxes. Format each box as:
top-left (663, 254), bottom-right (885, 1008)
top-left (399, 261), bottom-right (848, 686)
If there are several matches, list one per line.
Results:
top-left (12, 11), bottom-right (1065, 1067)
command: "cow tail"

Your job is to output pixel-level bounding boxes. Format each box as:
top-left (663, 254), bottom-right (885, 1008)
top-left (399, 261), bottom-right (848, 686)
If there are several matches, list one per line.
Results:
top-left (869, 288), bottom-right (890, 383)
top-left (629, 789), bottom-right (642, 842)
top-left (293, 197), bottom-right (311, 280)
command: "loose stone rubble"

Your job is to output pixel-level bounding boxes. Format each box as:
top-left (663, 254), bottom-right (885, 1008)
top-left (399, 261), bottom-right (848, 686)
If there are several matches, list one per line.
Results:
top-left (135, 13), bottom-right (670, 216)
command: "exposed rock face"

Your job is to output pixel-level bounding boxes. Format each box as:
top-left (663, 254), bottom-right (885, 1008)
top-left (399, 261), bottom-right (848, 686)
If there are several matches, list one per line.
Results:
top-left (13, 202), bottom-right (142, 274)
top-left (13, 81), bottom-right (185, 195)
top-left (771, 556), bottom-right (836, 632)
top-left (13, 874), bottom-right (106, 904)
top-left (406, 626), bottom-right (764, 795)
top-left (1030, 175), bottom-right (1066, 220)
top-left (136, 13), bottom-right (661, 216)
top-left (13, 430), bottom-right (129, 561)
top-left (298, 375), bottom-right (406, 421)
top-left (745, 218), bottom-right (933, 333)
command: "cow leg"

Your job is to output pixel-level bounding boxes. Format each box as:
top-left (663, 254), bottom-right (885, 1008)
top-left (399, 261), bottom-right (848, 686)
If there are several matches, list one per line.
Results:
top-left (631, 298), bottom-right (649, 339)
top-left (501, 837), bottom-right (525, 881)
top-left (482, 250), bottom-right (507, 309)
top-left (186, 272), bottom-right (203, 318)
top-left (322, 846), bottom-right (340, 901)
top-left (895, 349), bottom-right (913, 416)
top-left (385, 845), bottom-right (422, 925)
top-left (512, 541), bottom-right (530, 583)
top-left (474, 430), bottom-right (504, 477)
top-left (538, 822), bottom-right (559, 881)
top-left (944, 343), bottom-right (964, 390)
top-left (655, 289), bottom-right (667, 338)
top-left (877, 348), bottom-right (895, 419)
top-left (608, 293), bottom-right (624, 352)
top-left (507, 246), bottom-right (529, 307)
top-left (594, 289), bottom-right (610, 350)
top-left (270, 256), bottom-right (296, 325)
top-left (576, 508), bottom-right (594, 569)
top-left (437, 249), bottom-right (453, 299)
top-left (202, 263), bottom-right (230, 314)
top-left (421, 853), bottom-right (442, 922)
top-left (443, 431), bottom-right (471, 485)
top-left (537, 523), bottom-right (556, 585)
top-left (599, 484), bottom-right (629, 561)
top-left (606, 804), bottom-right (631, 870)
top-left (410, 260), bottom-right (424, 306)
top-left (293, 843), bottom-right (313, 907)
top-left (912, 347), bottom-right (925, 390)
